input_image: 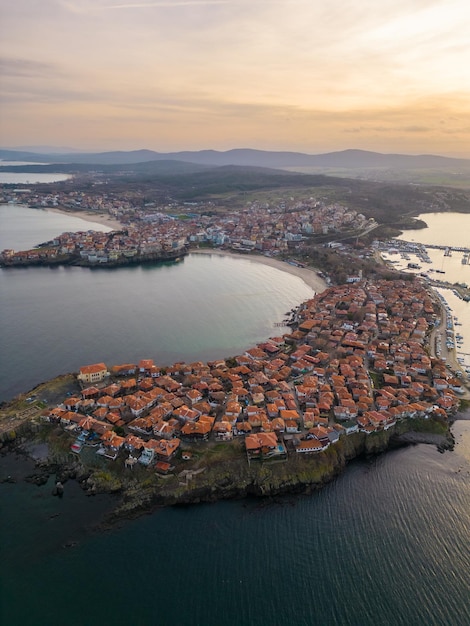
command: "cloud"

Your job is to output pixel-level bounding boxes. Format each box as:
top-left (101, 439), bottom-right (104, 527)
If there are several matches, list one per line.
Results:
top-left (345, 126), bottom-right (432, 134)
top-left (1, 0), bottom-right (469, 154)
top-left (0, 57), bottom-right (61, 79)
top-left (102, 1), bottom-right (230, 7)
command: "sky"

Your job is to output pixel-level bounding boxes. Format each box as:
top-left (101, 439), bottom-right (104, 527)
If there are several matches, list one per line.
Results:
top-left (1, 0), bottom-right (469, 156)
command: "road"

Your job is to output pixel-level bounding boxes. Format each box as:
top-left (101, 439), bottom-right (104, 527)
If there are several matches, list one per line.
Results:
top-left (428, 293), bottom-right (470, 399)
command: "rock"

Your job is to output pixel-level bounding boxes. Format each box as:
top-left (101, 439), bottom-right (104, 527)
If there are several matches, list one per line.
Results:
top-left (25, 472), bottom-right (49, 486)
top-left (0, 475), bottom-right (16, 484)
top-left (52, 481), bottom-right (64, 497)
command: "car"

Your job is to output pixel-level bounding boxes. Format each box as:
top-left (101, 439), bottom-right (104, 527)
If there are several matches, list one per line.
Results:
top-left (71, 440), bottom-right (83, 454)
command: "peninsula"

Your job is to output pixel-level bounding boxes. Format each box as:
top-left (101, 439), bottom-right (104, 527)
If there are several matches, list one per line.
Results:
top-left (2, 162), bottom-right (469, 521)
top-left (1, 276), bottom-right (463, 521)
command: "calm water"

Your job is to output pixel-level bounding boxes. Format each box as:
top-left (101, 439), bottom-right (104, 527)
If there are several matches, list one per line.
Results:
top-left (0, 203), bottom-right (110, 252)
top-left (394, 212), bottom-right (470, 287)
top-left (0, 164), bottom-right (72, 184)
top-left (1, 419), bottom-right (469, 626)
top-left (397, 212), bottom-right (470, 248)
top-left (0, 205), bottom-right (315, 401)
top-left (1, 206), bottom-right (470, 626)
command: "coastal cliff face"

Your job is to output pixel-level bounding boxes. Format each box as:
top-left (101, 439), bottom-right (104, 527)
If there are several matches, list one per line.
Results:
top-left (1, 412), bottom-right (454, 524)
top-left (95, 419), bottom-right (453, 522)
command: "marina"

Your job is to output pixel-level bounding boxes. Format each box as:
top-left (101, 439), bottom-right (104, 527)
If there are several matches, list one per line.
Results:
top-left (378, 212), bottom-right (470, 376)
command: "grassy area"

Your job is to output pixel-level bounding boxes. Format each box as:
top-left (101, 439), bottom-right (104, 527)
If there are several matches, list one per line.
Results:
top-left (458, 399), bottom-right (470, 412)
top-left (193, 440), bottom-right (245, 467)
top-left (0, 374), bottom-right (80, 440)
top-left (92, 470), bottom-right (122, 492)
top-left (284, 165), bottom-right (470, 189)
top-left (404, 417), bottom-right (449, 435)
top-left (369, 371), bottom-right (383, 389)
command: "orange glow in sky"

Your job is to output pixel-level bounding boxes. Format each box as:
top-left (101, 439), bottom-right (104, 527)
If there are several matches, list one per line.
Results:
top-left (1, 0), bottom-right (469, 156)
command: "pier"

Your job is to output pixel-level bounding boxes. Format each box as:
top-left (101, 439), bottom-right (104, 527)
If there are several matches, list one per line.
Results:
top-left (424, 244), bottom-right (470, 254)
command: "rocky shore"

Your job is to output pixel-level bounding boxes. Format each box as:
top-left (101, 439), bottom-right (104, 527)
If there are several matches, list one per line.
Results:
top-left (0, 416), bottom-right (455, 527)
top-left (0, 248), bottom-right (186, 269)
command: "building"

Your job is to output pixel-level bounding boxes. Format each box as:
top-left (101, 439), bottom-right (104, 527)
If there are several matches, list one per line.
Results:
top-left (77, 363), bottom-right (109, 384)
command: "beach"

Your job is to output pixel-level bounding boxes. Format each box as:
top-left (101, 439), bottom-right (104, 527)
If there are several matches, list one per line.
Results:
top-left (45, 207), bottom-right (123, 230)
top-left (43, 211), bottom-right (327, 293)
top-left (190, 248), bottom-right (328, 293)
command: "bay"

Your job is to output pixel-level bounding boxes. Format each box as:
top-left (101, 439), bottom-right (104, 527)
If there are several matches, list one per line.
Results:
top-left (0, 204), bottom-right (315, 401)
top-left (0, 162), bottom-right (72, 184)
top-left (0, 203), bottom-right (111, 252)
top-left (0, 256), bottom-right (314, 401)
top-left (0, 172), bottom-right (72, 184)
top-left (397, 212), bottom-right (470, 248)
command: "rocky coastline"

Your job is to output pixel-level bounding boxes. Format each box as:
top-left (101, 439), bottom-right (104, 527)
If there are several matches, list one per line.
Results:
top-left (0, 248), bottom-right (187, 269)
top-left (0, 415), bottom-right (456, 527)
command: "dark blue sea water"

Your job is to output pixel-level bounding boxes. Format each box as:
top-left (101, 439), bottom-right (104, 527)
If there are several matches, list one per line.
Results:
top-left (1, 420), bottom-right (469, 626)
top-left (1, 204), bottom-right (469, 626)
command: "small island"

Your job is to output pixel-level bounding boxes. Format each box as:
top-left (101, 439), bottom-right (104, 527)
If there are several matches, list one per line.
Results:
top-left (1, 276), bottom-right (464, 523)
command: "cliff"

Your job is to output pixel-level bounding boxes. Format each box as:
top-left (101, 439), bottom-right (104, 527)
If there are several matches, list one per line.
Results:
top-left (91, 419), bottom-right (453, 523)
top-left (0, 416), bottom-right (454, 526)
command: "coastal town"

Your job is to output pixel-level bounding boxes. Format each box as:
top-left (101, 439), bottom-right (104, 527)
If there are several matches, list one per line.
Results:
top-left (1, 181), bottom-right (469, 501)
top-left (4, 0), bottom-right (470, 620)
top-left (33, 277), bottom-right (464, 477)
top-left (0, 184), bottom-right (371, 268)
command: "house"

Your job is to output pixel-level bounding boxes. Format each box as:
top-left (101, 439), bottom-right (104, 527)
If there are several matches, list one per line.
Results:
top-left (124, 434), bottom-right (145, 454)
top-left (138, 359), bottom-right (154, 374)
top-left (155, 461), bottom-right (172, 474)
top-left (180, 415), bottom-right (215, 440)
top-left (245, 432), bottom-right (278, 456)
top-left (100, 431), bottom-right (125, 460)
top-left (77, 363), bottom-right (109, 384)
top-left (213, 421), bottom-right (234, 440)
top-left (153, 438), bottom-right (181, 461)
top-left (138, 447), bottom-right (155, 466)
top-left (308, 426), bottom-right (330, 446)
top-left (295, 439), bottom-right (324, 454)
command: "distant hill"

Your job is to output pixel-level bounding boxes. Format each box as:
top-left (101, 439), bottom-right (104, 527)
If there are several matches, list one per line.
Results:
top-left (0, 159), bottom-right (212, 176)
top-left (1, 147), bottom-right (469, 170)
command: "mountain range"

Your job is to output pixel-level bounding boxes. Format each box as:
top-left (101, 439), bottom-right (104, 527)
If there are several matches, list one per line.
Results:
top-left (1, 148), bottom-right (469, 169)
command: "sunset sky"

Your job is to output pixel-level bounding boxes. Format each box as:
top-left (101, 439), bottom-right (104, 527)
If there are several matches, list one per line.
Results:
top-left (1, 0), bottom-right (469, 156)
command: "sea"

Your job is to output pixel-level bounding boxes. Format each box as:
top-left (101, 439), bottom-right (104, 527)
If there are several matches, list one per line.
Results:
top-left (0, 161), bottom-right (72, 184)
top-left (1, 204), bottom-right (470, 626)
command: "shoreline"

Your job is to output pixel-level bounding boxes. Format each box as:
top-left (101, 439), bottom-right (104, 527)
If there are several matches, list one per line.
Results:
top-left (190, 248), bottom-right (328, 293)
top-left (22, 206), bottom-right (328, 294)
top-left (0, 415), bottom-right (462, 525)
top-left (45, 207), bottom-right (123, 231)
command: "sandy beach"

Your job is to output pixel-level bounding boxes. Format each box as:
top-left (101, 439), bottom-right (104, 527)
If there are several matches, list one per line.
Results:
top-left (190, 248), bottom-right (328, 294)
top-left (46, 207), bottom-right (123, 230)
top-left (40, 211), bottom-right (328, 293)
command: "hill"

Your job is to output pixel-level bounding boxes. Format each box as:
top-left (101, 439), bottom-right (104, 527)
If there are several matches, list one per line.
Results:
top-left (2, 147), bottom-right (469, 170)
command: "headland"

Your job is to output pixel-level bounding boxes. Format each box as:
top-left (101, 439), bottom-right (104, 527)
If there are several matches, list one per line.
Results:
top-left (1, 276), bottom-right (464, 525)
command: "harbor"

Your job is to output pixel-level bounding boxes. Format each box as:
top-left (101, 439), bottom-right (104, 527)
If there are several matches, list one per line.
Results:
top-left (376, 212), bottom-right (470, 381)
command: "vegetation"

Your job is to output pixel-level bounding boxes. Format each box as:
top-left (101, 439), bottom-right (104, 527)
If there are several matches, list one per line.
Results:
top-left (458, 399), bottom-right (470, 412)
top-left (14, 162), bottom-right (470, 229)
top-left (402, 418), bottom-right (448, 436)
